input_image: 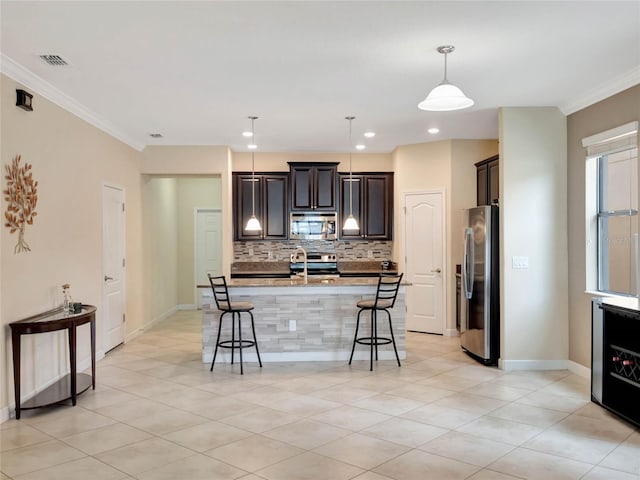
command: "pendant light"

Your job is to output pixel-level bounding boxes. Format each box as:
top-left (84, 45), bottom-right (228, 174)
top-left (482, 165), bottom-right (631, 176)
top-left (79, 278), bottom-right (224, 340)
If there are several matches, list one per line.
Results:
top-left (343, 116), bottom-right (360, 231)
top-left (418, 45), bottom-right (474, 112)
top-left (245, 116), bottom-right (262, 232)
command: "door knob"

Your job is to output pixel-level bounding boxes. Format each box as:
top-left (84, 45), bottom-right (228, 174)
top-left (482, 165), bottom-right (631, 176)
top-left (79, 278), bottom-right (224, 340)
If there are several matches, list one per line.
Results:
top-left (431, 269), bottom-right (441, 273)
top-left (104, 275), bottom-right (114, 281)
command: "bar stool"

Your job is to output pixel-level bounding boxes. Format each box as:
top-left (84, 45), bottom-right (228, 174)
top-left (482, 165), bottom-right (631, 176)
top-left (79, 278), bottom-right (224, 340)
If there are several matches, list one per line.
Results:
top-left (208, 274), bottom-right (262, 374)
top-left (349, 273), bottom-right (403, 371)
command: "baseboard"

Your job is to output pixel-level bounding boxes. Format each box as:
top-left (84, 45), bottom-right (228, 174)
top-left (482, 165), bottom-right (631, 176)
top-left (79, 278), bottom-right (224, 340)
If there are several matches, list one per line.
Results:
top-left (0, 405), bottom-right (10, 423)
top-left (445, 329), bottom-right (459, 337)
top-left (142, 306), bottom-right (178, 331)
top-left (177, 304), bottom-right (196, 311)
top-left (202, 350), bottom-right (407, 364)
top-left (1, 351), bottom-right (101, 422)
top-left (498, 359), bottom-right (569, 371)
top-left (568, 360), bottom-right (591, 379)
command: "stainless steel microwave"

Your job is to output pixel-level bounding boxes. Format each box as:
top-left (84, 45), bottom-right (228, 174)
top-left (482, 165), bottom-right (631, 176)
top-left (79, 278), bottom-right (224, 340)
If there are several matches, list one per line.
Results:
top-left (290, 212), bottom-right (337, 240)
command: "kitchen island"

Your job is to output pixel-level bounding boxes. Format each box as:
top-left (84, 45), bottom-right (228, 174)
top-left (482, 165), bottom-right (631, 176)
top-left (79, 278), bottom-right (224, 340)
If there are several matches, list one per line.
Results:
top-left (202, 277), bottom-right (406, 363)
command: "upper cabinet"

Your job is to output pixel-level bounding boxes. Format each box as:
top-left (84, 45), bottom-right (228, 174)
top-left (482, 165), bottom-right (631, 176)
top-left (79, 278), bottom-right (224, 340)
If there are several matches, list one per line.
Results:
top-left (339, 173), bottom-right (393, 240)
top-left (289, 162), bottom-right (338, 211)
top-left (476, 155), bottom-right (499, 206)
top-left (233, 173), bottom-right (288, 240)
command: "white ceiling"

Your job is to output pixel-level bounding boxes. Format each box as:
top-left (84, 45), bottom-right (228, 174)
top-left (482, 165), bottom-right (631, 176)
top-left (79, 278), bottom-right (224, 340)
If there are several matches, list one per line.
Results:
top-left (1, 1), bottom-right (639, 153)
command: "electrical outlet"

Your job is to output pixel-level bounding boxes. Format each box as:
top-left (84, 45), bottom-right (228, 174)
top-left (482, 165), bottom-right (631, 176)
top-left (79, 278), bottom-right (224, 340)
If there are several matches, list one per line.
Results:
top-left (289, 319), bottom-right (297, 331)
top-left (249, 248), bottom-right (254, 256)
top-left (512, 256), bottom-right (529, 269)
top-left (267, 251), bottom-right (273, 260)
top-left (367, 250), bottom-right (373, 259)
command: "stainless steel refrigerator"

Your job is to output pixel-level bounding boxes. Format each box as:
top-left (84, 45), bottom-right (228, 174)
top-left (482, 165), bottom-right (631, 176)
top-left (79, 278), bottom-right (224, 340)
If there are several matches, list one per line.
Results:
top-left (460, 205), bottom-right (500, 365)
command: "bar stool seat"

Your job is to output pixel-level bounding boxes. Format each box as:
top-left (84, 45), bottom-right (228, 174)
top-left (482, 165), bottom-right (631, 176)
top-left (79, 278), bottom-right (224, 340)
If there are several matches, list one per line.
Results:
top-left (208, 274), bottom-right (262, 375)
top-left (349, 273), bottom-right (403, 371)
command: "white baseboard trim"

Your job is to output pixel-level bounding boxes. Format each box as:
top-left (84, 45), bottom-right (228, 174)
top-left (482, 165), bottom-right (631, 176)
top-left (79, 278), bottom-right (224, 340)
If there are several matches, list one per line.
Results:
top-left (203, 350), bottom-right (407, 364)
top-left (568, 360), bottom-right (591, 379)
top-left (125, 328), bottom-right (144, 343)
top-left (445, 329), bottom-right (459, 337)
top-left (1, 351), bottom-right (101, 423)
top-left (177, 304), bottom-right (196, 311)
top-left (498, 359), bottom-right (569, 371)
top-left (138, 306), bottom-right (178, 335)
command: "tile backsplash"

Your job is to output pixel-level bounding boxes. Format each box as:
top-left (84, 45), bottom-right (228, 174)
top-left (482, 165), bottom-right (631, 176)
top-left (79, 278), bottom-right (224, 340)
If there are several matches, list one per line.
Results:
top-left (234, 240), bottom-right (392, 262)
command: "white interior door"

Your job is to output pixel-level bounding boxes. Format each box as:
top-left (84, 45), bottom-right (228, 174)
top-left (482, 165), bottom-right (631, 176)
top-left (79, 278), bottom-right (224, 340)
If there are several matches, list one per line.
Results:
top-left (102, 184), bottom-right (126, 352)
top-left (195, 209), bottom-right (222, 308)
top-left (404, 191), bottom-right (445, 334)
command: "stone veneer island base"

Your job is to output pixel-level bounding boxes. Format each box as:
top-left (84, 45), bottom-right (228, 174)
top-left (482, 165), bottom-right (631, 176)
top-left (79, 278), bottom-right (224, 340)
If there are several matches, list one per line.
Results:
top-left (202, 277), bottom-right (406, 364)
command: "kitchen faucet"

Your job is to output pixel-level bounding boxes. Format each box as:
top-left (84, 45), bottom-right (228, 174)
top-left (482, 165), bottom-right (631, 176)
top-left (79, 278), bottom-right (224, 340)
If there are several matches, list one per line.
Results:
top-left (294, 246), bottom-right (307, 283)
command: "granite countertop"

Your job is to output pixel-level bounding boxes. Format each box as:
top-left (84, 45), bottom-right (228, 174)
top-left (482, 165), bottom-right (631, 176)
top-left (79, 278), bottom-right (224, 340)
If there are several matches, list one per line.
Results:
top-left (231, 260), bottom-right (398, 276)
top-left (338, 261), bottom-right (398, 274)
top-left (227, 276), bottom-right (410, 287)
top-left (231, 261), bottom-right (290, 275)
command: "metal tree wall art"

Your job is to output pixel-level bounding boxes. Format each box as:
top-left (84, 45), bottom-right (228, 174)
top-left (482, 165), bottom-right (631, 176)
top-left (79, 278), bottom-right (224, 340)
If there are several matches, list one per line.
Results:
top-left (4, 155), bottom-right (38, 253)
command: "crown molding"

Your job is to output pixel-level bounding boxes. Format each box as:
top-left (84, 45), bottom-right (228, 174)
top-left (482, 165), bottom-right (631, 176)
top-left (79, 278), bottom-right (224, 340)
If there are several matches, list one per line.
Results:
top-left (0, 54), bottom-right (145, 151)
top-left (560, 66), bottom-right (640, 115)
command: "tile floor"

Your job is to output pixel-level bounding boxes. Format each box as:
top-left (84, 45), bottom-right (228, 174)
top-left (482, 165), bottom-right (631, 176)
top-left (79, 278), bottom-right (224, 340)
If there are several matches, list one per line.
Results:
top-left (1, 310), bottom-right (639, 480)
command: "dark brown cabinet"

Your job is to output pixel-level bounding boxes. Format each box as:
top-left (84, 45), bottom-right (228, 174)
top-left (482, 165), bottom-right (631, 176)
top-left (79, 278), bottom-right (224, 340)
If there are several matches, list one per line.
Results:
top-left (289, 162), bottom-right (338, 211)
top-left (339, 173), bottom-right (393, 240)
top-left (233, 173), bottom-right (288, 240)
top-left (476, 155), bottom-right (499, 206)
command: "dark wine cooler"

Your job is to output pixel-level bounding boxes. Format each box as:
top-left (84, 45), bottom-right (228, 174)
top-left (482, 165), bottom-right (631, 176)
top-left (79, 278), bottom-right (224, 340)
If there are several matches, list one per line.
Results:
top-left (592, 297), bottom-right (640, 428)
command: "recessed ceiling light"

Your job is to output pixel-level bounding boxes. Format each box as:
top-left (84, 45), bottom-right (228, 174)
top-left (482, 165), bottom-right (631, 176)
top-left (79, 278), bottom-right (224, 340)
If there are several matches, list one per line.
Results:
top-left (149, 133), bottom-right (163, 138)
top-left (248, 144), bottom-right (257, 150)
top-left (355, 144), bottom-right (366, 150)
top-left (242, 131), bottom-right (253, 137)
top-left (428, 128), bottom-right (440, 134)
top-left (364, 131), bottom-right (376, 138)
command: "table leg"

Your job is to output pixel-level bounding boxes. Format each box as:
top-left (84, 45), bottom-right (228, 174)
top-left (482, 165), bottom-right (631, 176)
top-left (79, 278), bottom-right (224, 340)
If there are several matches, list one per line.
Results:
top-left (12, 330), bottom-right (21, 419)
top-left (90, 318), bottom-right (96, 389)
top-left (69, 326), bottom-right (77, 406)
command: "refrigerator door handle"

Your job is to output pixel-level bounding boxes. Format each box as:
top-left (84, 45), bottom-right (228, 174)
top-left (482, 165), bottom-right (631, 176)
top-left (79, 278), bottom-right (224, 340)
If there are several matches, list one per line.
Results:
top-left (462, 228), bottom-right (474, 300)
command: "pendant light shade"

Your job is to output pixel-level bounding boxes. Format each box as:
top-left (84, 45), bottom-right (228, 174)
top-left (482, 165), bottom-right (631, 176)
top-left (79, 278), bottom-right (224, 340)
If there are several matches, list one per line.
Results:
top-left (245, 116), bottom-right (262, 232)
top-left (246, 215), bottom-right (261, 231)
top-left (343, 214), bottom-right (359, 230)
top-left (343, 116), bottom-right (360, 232)
top-left (418, 45), bottom-right (474, 112)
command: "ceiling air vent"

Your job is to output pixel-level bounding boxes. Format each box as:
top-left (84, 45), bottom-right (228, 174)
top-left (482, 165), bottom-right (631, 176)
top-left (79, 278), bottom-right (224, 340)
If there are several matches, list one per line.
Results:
top-left (39, 54), bottom-right (69, 66)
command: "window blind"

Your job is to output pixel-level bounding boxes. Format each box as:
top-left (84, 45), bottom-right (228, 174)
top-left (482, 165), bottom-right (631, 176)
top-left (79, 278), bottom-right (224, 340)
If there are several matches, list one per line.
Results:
top-left (582, 121), bottom-right (638, 157)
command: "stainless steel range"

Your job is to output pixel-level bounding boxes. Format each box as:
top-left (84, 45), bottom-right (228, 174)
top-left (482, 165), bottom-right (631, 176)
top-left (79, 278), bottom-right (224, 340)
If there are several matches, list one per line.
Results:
top-left (290, 251), bottom-right (339, 277)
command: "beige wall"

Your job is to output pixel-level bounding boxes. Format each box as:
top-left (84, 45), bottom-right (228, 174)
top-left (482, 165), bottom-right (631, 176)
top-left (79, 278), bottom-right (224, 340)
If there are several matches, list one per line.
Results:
top-left (176, 177), bottom-right (221, 305)
top-left (567, 84), bottom-right (640, 367)
top-left (500, 107), bottom-right (568, 367)
top-left (231, 152), bottom-right (393, 173)
top-left (141, 146), bottom-right (233, 278)
top-left (142, 177), bottom-right (178, 324)
top-left (392, 139), bottom-right (499, 333)
top-left (0, 74), bottom-right (144, 418)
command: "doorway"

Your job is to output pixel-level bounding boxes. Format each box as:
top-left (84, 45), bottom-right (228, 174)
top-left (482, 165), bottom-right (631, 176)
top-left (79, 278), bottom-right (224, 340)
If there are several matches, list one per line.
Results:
top-left (102, 184), bottom-right (126, 352)
top-left (195, 209), bottom-right (222, 308)
top-left (403, 190), bottom-right (446, 334)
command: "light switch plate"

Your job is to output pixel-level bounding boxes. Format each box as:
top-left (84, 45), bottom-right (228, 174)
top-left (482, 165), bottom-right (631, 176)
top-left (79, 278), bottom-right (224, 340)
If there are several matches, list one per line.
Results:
top-left (512, 256), bottom-right (529, 269)
top-left (289, 319), bottom-right (296, 331)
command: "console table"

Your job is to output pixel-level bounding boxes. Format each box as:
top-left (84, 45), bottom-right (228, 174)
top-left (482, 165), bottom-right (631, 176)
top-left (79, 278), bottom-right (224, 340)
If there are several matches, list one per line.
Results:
top-left (9, 305), bottom-right (96, 419)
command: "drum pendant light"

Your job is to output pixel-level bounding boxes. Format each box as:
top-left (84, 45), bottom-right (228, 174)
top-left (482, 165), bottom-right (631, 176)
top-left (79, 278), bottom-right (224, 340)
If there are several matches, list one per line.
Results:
top-left (343, 116), bottom-right (360, 231)
top-left (245, 116), bottom-right (262, 232)
top-left (418, 45), bottom-right (474, 112)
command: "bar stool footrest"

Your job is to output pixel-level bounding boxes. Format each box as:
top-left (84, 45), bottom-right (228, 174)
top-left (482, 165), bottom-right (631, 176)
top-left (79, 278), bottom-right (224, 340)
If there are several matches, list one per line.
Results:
top-left (218, 339), bottom-right (257, 349)
top-left (355, 336), bottom-right (393, 346)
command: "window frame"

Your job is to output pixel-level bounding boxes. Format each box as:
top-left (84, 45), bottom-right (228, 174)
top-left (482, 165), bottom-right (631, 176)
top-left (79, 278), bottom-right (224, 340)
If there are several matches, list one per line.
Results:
top-left (583, 121), bottom-right (639, 297)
